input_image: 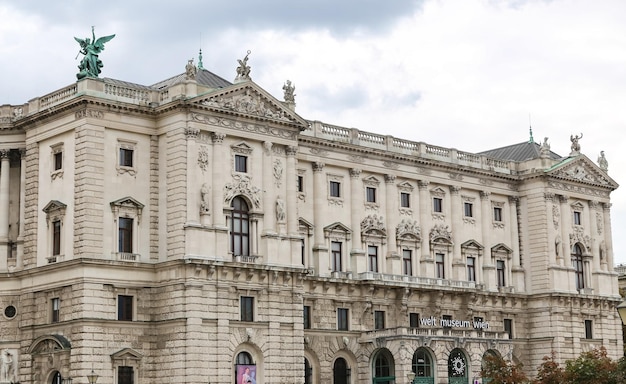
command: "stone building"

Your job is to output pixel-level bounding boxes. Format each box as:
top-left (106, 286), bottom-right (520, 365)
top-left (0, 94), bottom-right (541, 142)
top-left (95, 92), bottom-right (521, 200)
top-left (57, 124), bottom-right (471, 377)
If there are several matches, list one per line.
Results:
top-left (0, 54), bottom-right (622, 384)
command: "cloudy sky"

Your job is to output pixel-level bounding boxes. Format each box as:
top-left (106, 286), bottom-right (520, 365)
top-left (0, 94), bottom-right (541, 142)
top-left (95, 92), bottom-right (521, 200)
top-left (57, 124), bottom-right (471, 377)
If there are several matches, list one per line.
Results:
top-left (2, 0), bottom-right (626, 264)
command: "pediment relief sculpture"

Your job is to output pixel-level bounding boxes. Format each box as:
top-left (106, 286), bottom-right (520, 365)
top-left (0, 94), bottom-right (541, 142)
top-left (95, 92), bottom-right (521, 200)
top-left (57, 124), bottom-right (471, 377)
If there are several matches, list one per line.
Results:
top-left (569, 227), bottom-right (592, 251)
top-left (200, 88), bottom-right (296, 123)
top-left (551, 160), bottom-right (611, 186)
top-left (224, 174), bottom-right (261, 209)
top-left (396, 219), bottom-right (421, 242)
top-left (429, 224), bottom-right (452, 243)
top-left (361, 214), bottom-right (386, 235)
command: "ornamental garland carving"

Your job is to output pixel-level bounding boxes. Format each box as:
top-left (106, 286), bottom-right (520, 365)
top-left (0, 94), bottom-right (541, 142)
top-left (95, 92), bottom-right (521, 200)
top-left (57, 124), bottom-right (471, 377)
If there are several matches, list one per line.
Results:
top-left (430, 224), bottom-right (452, 243)
top-left (396, 219), bottom-right (421, 242)
top-left (596, 212), bottom-right (603, 234)
top-left (224, 174), bottom-right (261, 208)
top-left (361, 214), bottom-right (386, 234)
top-left (548, 181), bottom-right (609, 197)
top-left (552, 205), bottom-right (560, 230)
top-left (569, 227), bottom-right (591, 251)
top-left (75, 109), bottom-right (104, 119)
top-left (198, 145), bottom-right (209, 171)
top-left (201, 89), bottom-right (295, 122)
top-left (273, 159), bottom-right (283, 187)
top-left (191, 113), bottom-right (298, 140)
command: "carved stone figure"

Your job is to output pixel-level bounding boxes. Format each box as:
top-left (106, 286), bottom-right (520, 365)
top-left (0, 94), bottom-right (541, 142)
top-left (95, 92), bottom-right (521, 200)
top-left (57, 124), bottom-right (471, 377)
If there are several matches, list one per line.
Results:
top-left (200, 184), bottom-right (210, 214)
top-left (0, 349), bottom-right (14, 383)
top-left (540, 137), bottom-right (550, 157)
top-left (570, 133), bottom-right (582, 154)
top-left (276, 196), bottom-right (286, 222)
top-left (74, 26), bottom-right (115, 79)
top-left (235, 50), bottom-right (251, 81)
top-left (282, 80), bottom-right (296, 103)
top-left (598, 150), bottom-right (608, 171)
top-left (185, 58), bottom-right (197, 80)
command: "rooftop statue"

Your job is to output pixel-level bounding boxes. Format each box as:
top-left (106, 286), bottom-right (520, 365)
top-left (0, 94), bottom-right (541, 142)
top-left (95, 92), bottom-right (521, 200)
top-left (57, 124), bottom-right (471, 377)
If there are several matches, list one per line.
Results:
top-left (235, 50), bottom-right (251, 82)
top-left (283, 80), bottom-right (296, 103)
top-left (74, 26), bottom-right (115, 79)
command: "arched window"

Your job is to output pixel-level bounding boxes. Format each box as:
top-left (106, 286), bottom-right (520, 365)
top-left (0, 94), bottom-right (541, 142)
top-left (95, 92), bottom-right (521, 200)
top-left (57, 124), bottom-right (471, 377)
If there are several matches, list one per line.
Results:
top-left (372, 350), bottom-right (395, 384)
top-left (572, 244), bottom-right (584, 290)
top-left (236, 351), bottom-right (253, 365)
top-left (481, 350), bottom-right (500, 384)
top-left (231, 197), bottom-right (250, 256)
top-left (448, 349), bottom-right (468, 384)
top-left (51, 371), bottom-right (62, 384)
top-left (304, 358), bottom-right (313, 384)
top-left (333, 357), bottom-right (350, 384)
top-left (412, 348), bottom-right (434, 382)
top-left (236, 352), bottom-right (256, 384)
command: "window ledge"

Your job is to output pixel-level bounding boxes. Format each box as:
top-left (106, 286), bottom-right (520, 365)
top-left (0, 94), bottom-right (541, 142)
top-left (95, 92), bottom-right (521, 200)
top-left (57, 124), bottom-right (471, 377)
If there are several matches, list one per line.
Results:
top-left (112, 252), bottom-right (140, 261)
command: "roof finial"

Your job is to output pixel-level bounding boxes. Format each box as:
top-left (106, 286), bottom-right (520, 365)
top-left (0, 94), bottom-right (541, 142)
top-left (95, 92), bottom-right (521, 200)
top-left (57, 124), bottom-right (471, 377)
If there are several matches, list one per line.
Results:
top-left (198, 48), bottom-right (204, 70)
top-left (528, 113), bottom-right (534, 143)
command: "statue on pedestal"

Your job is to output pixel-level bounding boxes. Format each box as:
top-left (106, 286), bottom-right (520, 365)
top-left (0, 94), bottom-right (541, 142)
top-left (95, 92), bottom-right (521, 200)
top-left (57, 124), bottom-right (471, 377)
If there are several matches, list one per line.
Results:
top-left (74, 26), bottom-right (116, 79)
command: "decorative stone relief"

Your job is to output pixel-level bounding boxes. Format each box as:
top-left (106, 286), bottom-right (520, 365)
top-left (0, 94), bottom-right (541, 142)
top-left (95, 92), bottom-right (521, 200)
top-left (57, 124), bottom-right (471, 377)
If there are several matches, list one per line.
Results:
top-left (348, 154), bottom-right (364, 162)
top-left (273, 159), bottom-right (283, 187)
top-left (263, 141), bottom-right (273, 155)
top-left (382, 161), bottom-right (399, 169)
top-left (430, 224), bottom-right (452, 243)
top-left (569, 227), bottom-right (591, 251)
top-left (396, 219), bottom-right (421, 242)
top-left (184, 127), bottom-right (200, 140)
top-left (596, 212), bottom-right (603, 234)
top-left (276, 196), bottom-right (285, 223)
top-left (75, 109), bottom-right (104, 119)
top-left (309, 148), bottom-right (329, 157)
top-left (552, 205), bottom-right (560, 230)
top-left (224, 174), bottom-right (261, 208)
top-left (201, 89), bottom-right (294, 122)
top-left (192, 113), bottom-right (297, 140)
top-left (361, 214), bottom-right (386, 233)
top-left (13, 107), bottom-right (23, 120)
top-left (198, 145), bottom-right (209, 171)
top-left (0, 348), bottom-right (18, 383)
top-left (200, 184), bottom-right (210, 214)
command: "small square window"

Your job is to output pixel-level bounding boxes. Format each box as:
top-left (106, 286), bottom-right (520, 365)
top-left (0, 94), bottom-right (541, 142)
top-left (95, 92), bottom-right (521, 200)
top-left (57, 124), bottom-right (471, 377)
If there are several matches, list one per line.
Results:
top-left (573, 211), bottom-right (582, 225)
top-left (337, 308), bottom-right (349, 331)
top-left (584, 319), bottom-right (592, 339)
top-left (494, 207), bottom-right (502, 222)
top-left (297, 175), bottom-right (304, 192)
top-left (235, 155), bottom-right (248, 173)
top-left (118, 295), bottom-right (133, 321)
top-left (329, 181), bottom-right (341, 198)
top-left (241, 296), bottom-right (254, 322)
top-left (400, 192), bottom-right (410, 208)
top-left (53, 151), bottom-right (63, 171)
top-left (464, 202), bottom-right (473, 217)
top-left (433, 197), bottom-right (443, 213)
top-left (119, 148), bottom-right (134, 167)
top-left (409, 313), bottom-right (420, 328)
top-left (374, 310), bottom-right (385, 330)
top-left (366, 187), bottom-right (376, 203)
top-left (304, 305), bottom-right (311, 329)
top-left (51, 298), bottom-right (60, 323)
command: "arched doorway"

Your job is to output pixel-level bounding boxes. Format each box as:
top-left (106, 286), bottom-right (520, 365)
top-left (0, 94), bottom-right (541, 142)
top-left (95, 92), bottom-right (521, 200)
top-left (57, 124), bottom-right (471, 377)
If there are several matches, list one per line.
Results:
top-left (51, 371), bottom-right (62, 384)
top-left (333, 357), bottom-right (350, 384)
top-left (481, 350), bottom-right (500, 384)
top-left (372, 349), bottom-right (395, 384)
top-left (448, 348), bottom-right (468, 384)
top-left (411, 347), bottom-right (434, 384)
top-left (304, 358), bottom-right (312, 384)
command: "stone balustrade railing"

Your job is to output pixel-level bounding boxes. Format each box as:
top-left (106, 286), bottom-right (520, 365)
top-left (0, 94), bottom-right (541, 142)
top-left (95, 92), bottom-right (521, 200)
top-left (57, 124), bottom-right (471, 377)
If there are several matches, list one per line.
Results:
top-left (356, 272), bottom-right (477, 289)
top-left (361, 326), bottom-right (510, 341)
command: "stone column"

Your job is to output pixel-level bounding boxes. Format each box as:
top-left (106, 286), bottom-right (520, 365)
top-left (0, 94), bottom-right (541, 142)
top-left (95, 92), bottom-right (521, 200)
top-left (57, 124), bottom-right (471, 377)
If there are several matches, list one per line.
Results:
top-left (17, 149), bottom-right (25, 267)
top-left (262, 141), bottom-right (274, 234)
top-left (211, 132), bottom-right (226, 256)
top-left (349, 168), bottom-right (363, 252)
top-left (602, 203), bottom-right (614, 268)
top-left (449, 185), bottom-right (462, 279)
top-left (478, 192), bottom-right (491, 283)
top-left (311, 162), bottom-right (326, 274)
top-left (384, 174), bottom-right (399, 274)
top-left (418, 180), bottom-right (431, 275)
top-left (285, 146), bottom-right (298, 235)
top-left (185, 127), bottom-right (200, 225)
top-left (509, 197), bottom-right (521, 267)
top-left (559, 195), bottom-right (571, 267)
top-left (587, 200), bottom-right (600, 271)
top-left (0, 150), bottom-right (9, 242)
top-left (545, 193), bottom-right (559, 264)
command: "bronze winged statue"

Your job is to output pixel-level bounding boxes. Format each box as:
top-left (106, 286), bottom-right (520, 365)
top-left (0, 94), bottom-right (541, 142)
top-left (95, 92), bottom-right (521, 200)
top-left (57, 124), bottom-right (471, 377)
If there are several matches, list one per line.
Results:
top-left (75, 26), bottom-right (115, 79)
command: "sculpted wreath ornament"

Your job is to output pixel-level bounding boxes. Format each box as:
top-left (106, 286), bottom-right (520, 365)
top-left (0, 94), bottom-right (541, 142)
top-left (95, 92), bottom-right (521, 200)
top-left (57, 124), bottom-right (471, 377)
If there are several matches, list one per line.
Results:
top-left (451, 356), bottom-right (465, 376)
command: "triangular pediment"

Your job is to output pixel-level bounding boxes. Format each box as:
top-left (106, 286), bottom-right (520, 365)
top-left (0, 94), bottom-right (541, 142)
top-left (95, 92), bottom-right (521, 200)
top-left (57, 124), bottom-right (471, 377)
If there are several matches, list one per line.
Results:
top-left (362, 175), bottom-right (380, 186)
top-left (547, 156), bottom-right (618, 189)
top-left (191, 81), bottom-right (308, 130)
top-left (42, 200), bottom-right (67, 213)
top-left (461, 239), bottom-right (483, 251)
top-left (397, 181), bottom-right (414, 192)
top-left (431, 187), bottom-right (447, 197)
top-left (231, 141), bottom-right (253, 154)
top-left (324, 222), bottom-right (352, 235)
top-left (111, 347), bottom-right (143, 361)
top-left (110, 196), bottom-right (145, 209)
top-left (491, 243), bottom-right (513, 256)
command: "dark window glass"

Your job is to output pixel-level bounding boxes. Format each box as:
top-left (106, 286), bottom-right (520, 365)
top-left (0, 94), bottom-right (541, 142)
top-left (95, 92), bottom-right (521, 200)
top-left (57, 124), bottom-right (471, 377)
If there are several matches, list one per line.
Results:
top-left (374, 353), bottom-right (391, 378)
top-left (330, 181), bottom-right (341, 197)
top-left (333, 357), bottom-right (350, 384)
top-left (436, 253), bottom-right (445, 279)
top-left (236, 351), bottom-right (253, 365)
top-left (337, 308), bottom-right (349, 331)
top-left (494, 207), bottom-right (502, 222)
top-left (402, 249), bottom-right (412, 276)
top-left (119, 148), bottom-right (133, 167)
top-left (504, 318), bottom-right (513, 339)
top-left (572, 244), bottom-right (585, 290)
top-left (374, 310), bottom-right (385, 330)
top-left (241, 296), bottom-right (254, 322)
top-left (305, 358), bottom-right (313, 384)
top-left (54, 152), bottom-right (63, 171)
top-left (442, 314), bottom-right (452, 329)
top-left (52, 220), bottom-right (61, 256)
top-left (331, 241), bottom-right (342, 272)
top-left (118, 295), bottom-right (133, 321)
top-left (51, 298), bottom-right (60, 323)
top-left (448, 349), bottom-right (467, 378)
top-left (413, 348), bottom-right (433, 377)
top-left (467, 257), bottom-right (476, 282)
top-left (433, 197), bottom-right (443, 213)
top-left (118, 366), bottom-right (134, 384)
top-left (303, 305), bottom-right (311, 329)
top-left (464, 202), bottom-right (473, 217)
top-left (585, 319), bottom-right (593, 339)
top-left (235, 154), bottom-right (247, 172)
top-left (400, 192), bottom-right (410, 208)
top-left (231, 197), bottom-right (250, 256)
top-left (366, 187), bottom-right (376, 203)
top-left (574, 211), bottom-right (582, 225)
top-left (368, 245), bottom-right (378, 272)
top-left (409, 313), bottom-right (420, 328)
top-left (497, 260), bottom-right (505, 287)
top-left (301, 239), bottom-right (306, 265)
top-left (297, 175), bottom-right (304, 192)
top-left (118, 217), bottom-right (133, 253)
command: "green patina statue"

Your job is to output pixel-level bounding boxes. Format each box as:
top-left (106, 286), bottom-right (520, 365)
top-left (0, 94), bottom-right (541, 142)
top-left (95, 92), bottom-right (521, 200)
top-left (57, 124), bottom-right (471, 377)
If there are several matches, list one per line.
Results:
top-left (74, 26), bottom-right (115, 79)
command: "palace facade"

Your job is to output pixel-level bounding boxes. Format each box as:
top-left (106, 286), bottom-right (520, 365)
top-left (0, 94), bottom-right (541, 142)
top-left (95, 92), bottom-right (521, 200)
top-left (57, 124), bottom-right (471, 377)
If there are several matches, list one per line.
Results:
top-left (0, 57), bottom-right (621, 384)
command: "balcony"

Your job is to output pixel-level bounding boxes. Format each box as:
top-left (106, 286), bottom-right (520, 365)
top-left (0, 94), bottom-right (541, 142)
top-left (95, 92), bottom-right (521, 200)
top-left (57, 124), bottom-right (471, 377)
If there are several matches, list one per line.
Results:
top-left (357, 272), bottom-right (476, 289)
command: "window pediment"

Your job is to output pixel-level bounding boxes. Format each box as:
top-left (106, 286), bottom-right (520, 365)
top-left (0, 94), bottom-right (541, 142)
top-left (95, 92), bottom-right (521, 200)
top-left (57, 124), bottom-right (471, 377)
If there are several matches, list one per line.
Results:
top-left (362, 175), bottom-right (380, 187)
top-left (324, 222), bottom-right (352, 241)
top-left (431, 187), bottom-right (446, 197)
top-left (491, 243), bottom-right (513, 259)
top-left (43, 200), bottom-right (67, 215)
top-left (231, 141), bottom-right (253, 155)
top-left (397, 181), bottom-right (414, 192)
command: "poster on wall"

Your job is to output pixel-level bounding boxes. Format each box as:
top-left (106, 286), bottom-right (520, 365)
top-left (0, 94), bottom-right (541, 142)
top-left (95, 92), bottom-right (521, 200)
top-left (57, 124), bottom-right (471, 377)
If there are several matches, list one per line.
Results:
top-left (237, 365), bottom-right (257, 384)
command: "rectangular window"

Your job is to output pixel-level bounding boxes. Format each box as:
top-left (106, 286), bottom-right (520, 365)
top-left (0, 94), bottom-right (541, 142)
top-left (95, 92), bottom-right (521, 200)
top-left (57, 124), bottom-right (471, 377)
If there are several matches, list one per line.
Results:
top-left (573, 211), bottom-right (582, 225)
top-left (467, 257), bottom-right (476, 282)
top-left (584, 319), bottom-right (593, 339)
top-left (303, 305), bottom-right (311, 329)
top-left (297, 175), bottom-right (304, 192)
top-left (494, 207), bottom-right (503, 222)
top-left (331, 241), bottom-right (342, 272)
top-left (337, 308), bottom-right (349, 331)
top-left (235, 154), bottom-right (248, 172)
top-left (119, 148), bottom-right (134, 167)
top-left (400, 192), bottom-right (410, 208)
top-left (52, 220), bottom-right (61, 256)
top-left (240, 296), bottom-right (254, 322)
top-left (329, 181), bottom-right (341, 197)
top-left (54, 151), bottom-right (63, 171)
top-left (118, 295), bottom-right (133, 321)
top-left (409, 313), bottom-right (420, 328)
top-left (433, 197), bottom-right (443, 213)
top-left (366, 187), bottom-right (376, 203)
top-left (402, 249), bottom-right (412, 276)
top-left (497, 260), bottom-right (506, 287)
top-left (301, 239), bottom-right (306, 265)
top-left (504, 318), bottom-right (513, 339)
top-left (436, 253), bottom-right (445, 279)
top-left (368, 245), bottom-right (378, 272)
top-left (442, 314), bottom-right (453, 329)
top-left (374, 311), bottom-right (385, 330)
top-left (118, 366), bottom-right (134, 384)
top-left (464, 202), bottom-right (473, 217)
top-left (51, 298), bottom-right (60, 323)
top-left (118, 217), bottom-right (133, 253)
